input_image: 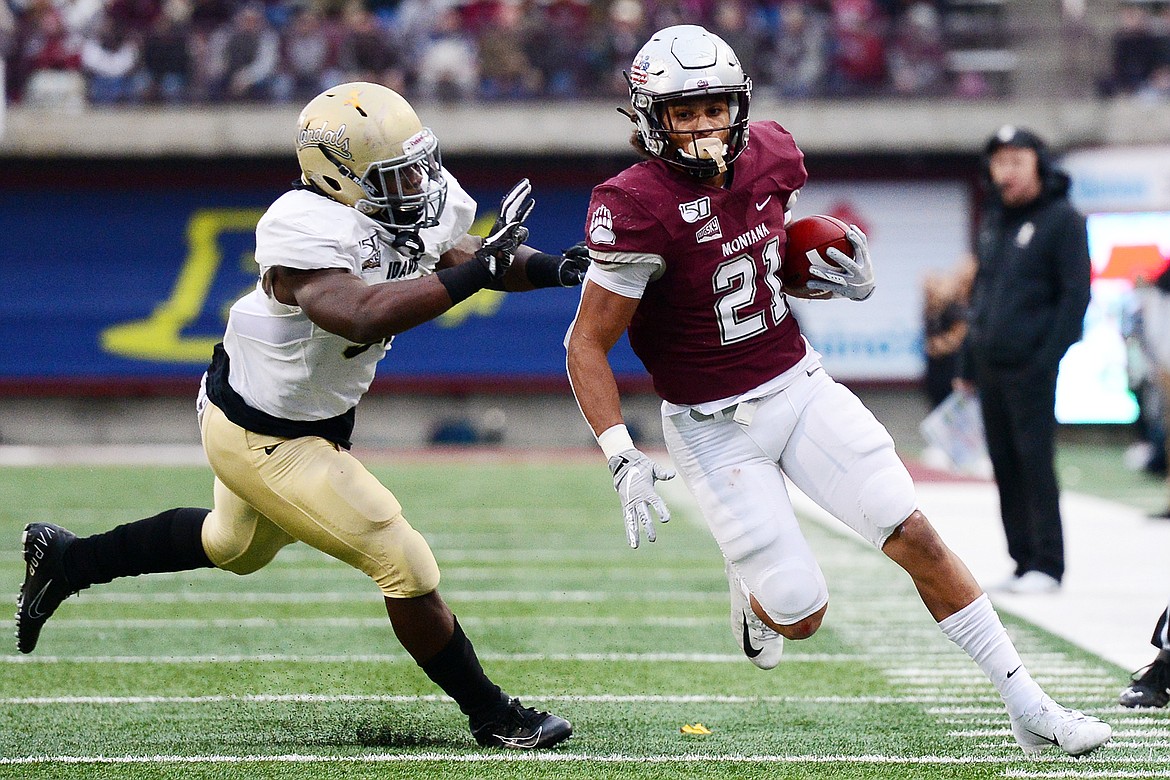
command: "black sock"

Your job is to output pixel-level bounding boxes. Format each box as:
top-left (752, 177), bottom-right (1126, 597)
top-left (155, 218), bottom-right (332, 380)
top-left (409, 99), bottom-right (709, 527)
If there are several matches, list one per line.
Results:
top-left (63, 507), bottom-right (214, 589)
top-left (419, 618), bottom-right (506, 719)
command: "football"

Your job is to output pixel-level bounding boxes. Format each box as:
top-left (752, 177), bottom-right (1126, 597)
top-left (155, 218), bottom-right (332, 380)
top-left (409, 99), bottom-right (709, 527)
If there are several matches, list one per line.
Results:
top-left (782, 215), bottom-right (854, 299)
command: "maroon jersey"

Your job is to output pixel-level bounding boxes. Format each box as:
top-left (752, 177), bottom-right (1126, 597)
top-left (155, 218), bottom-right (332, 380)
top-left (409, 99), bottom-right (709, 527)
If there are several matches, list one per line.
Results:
top-left (585, 121), bottom-right (810, 405)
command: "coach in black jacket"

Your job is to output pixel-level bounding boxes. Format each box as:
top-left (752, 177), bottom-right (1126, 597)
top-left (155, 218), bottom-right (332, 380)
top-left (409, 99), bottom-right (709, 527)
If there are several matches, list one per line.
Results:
top-left (956, 125), bottom-right (1091, 595)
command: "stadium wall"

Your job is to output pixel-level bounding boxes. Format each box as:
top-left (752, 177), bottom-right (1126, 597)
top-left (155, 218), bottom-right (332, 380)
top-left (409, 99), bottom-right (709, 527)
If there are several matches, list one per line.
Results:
top-left (2, 97), bottom-right (1159, 449)
top-left (4, 98), bottom-right (1170, 158)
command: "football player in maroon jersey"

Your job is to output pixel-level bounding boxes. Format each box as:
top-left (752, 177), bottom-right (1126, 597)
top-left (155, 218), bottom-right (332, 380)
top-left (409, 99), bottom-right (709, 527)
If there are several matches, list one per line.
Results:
top-left (565, 24), bottom-right (1111, 757)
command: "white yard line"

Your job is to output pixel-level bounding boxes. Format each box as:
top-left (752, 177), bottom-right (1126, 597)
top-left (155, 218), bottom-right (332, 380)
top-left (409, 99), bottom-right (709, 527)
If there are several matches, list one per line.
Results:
top-left (1007, 772), bottom-right (1170, 779)
top-left (0, 752), bottom-right (1160, 767)
top-left (50, 590), bottom-right (725, 603)
top-left (0, 693), bottom-right (1008, 706)
top-left (45, 616), bottom-right (718, 628)
top-left (0, 652), bottom-right (866, 664)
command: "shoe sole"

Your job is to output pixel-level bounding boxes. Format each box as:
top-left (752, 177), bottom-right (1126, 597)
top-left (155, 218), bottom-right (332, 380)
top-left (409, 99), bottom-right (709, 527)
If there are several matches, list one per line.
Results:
top-left (1018, 738), bottom-right (1110, 758)
top-left (477, 720), bottom-right (573, 750)
top-left (1118, 692), bottom-right (1169, 708)
top-left (15, 523), bottom-right (71, 654)
top-left (15, 526), bottom-right (32, 653)
top-left (15, 524), bottom-right (40, 653)
top-left (1015, 726), bottom-right (1112, 757)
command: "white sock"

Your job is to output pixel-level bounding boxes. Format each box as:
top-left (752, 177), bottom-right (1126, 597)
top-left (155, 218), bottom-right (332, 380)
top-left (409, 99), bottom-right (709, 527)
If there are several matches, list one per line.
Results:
top-left (937, 594), bottom-right (1045, 718)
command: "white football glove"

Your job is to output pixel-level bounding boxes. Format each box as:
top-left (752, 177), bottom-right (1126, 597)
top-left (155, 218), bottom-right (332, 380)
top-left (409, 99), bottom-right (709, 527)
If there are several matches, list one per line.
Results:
top-left (806, 224), bottom-right (875, 301)
top-left (607, 449), bottom-right (675, 549)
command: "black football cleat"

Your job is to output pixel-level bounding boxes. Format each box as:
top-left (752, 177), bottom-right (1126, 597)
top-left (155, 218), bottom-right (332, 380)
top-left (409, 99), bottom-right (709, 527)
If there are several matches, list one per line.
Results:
top-left (1119, 660), bottom-right (1170, 708)
top-left (470, 698), bottom-right (572, 749)
top-left (15, 522), bottom-right (78, 654)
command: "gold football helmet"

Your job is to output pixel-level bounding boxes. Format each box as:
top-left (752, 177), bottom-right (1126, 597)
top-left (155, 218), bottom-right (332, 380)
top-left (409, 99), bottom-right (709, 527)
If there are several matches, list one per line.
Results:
top-left (295, 82), bottom-right (447, 229)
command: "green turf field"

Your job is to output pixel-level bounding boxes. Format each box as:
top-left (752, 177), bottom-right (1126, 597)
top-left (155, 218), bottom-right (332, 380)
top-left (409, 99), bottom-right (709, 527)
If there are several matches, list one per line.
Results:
top-left (1057, 441), bottom-right (1168, 516)
top-left (0, 457), bottom-right (1165, 779)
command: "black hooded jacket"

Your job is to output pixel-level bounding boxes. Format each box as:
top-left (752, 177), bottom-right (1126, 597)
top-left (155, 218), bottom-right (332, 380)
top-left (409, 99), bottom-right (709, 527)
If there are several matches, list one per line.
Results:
top-left (959, 159), bottom-right (1091, 377)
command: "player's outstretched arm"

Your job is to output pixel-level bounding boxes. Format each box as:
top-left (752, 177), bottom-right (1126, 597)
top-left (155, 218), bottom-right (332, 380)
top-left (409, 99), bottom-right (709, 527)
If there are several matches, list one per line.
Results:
top-left (438, 175), bottom-right (536, 282)
top-left (443, 178), bottom-right (588, 292)
top-left (443, 240), bottom-right (590, 292)
top-left (513, 241), bottom-right (590, 290)
top-left (270, 266), bottom-right (471, 344)
top-left (566, 281), bottom-right (674, 549)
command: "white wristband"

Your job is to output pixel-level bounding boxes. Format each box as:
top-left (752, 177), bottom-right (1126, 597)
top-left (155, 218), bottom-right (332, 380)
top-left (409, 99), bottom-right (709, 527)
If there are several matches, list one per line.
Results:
top-left (597, 424), bottom-right (636, 460)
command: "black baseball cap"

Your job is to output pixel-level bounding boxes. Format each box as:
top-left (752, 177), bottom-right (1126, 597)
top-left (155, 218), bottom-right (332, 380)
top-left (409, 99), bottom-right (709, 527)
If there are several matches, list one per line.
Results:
top-left (984, 125), bottom-right (1047, 156)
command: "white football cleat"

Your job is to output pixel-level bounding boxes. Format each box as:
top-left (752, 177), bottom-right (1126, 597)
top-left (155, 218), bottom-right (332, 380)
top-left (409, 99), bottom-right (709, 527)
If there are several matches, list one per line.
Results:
top-left (987, 573), bottom-right (1020, 593)
top-left (1009, 571), bottom-right (1061, 595)
top-left (726, 559), bottom-right (783, 670)
top-left (1010, 696), bottom-right (1112, 757)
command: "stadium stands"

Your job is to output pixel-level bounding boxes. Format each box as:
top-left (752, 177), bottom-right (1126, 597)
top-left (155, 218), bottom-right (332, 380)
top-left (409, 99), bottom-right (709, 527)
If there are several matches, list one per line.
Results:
top-left (3, 0), bottom-right (1041, 106)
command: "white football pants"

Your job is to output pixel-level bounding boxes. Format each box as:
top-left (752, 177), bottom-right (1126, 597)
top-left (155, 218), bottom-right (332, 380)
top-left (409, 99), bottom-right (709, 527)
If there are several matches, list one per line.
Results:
top-left (662, 365), bottom-right (916, 625)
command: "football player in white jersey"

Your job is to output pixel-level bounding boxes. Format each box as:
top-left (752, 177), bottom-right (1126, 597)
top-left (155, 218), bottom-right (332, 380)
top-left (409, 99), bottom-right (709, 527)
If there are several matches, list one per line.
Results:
top-left (16, 82), bottom-right (580, 750)
top-left (565, 26), bottom-right (1111, 757)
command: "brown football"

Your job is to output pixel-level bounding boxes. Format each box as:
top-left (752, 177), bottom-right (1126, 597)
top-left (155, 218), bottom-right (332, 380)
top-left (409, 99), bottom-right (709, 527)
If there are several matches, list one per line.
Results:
top-left (782, 215), bottom-right (854, 299)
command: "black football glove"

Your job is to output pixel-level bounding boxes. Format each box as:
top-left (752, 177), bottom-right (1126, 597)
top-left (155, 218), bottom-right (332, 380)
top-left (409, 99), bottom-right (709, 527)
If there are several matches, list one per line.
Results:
top-left (557, 241), bottom-right (590, 286)
top-left (475, 178), bottom-right (535, 285)
top-left (524, 241), bottom-right (590, 288)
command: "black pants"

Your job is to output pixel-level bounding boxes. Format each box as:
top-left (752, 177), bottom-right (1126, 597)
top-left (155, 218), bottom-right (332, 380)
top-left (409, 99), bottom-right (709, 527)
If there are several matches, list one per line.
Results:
top-left (1152, 605), bottom-right (1170, 652)
top-left (976, 361), bottom-right (1064, 581)
top-left (924, 353), bottom-right (958, 409)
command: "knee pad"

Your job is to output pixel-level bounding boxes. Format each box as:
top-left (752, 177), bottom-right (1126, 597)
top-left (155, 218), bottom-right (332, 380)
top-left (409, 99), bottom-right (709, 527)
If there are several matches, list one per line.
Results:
top-left (366, 513), bottom-right (441, 599)
top-left (857, 459), bottom-right (916, 547)
top-left (751, 558), bottom-right (829, 626)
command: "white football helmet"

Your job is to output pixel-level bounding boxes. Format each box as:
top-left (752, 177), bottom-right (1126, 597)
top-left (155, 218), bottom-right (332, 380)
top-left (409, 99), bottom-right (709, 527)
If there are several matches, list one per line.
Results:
top-left (626, 25), bottom-right (752, 177)
top-left (296, 82), bottom-right (447, 230)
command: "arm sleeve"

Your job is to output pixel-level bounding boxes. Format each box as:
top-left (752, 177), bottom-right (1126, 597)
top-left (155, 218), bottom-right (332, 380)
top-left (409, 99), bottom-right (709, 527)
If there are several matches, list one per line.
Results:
top-left (585, 252), bottom-right (664, 299)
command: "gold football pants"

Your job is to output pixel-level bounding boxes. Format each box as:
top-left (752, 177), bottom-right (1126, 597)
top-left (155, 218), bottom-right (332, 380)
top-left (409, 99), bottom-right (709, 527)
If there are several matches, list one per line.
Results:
top-left (198, 402), bottom-right (440, 598)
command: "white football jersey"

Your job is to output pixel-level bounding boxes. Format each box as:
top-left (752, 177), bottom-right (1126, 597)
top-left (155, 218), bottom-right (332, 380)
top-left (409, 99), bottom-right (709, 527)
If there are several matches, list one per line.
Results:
top-left (221, 169), bottom-right (476, 421)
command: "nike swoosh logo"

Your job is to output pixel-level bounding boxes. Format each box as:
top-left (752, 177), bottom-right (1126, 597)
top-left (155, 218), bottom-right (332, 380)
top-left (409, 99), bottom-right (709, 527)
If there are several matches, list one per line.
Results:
top-left (26, 580), bottom-right (55, 620)
top-left (741, 613), bottom-right (763, 658)
top-left (806, 367), bottom-right (822, 377)
top-left (1007, 665), bottom-right (1022, 679)
top-left (755, 196), bottom-right (772, 211)
top-left (496, 726), bottom-right (542, 749)
top-left (1023, 726), bottom-right (1060, 747)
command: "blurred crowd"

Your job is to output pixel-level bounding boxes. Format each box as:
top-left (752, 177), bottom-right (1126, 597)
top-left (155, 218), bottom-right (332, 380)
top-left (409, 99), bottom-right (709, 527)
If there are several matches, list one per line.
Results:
top-left (0, 0), bottom-right (996, 108)
top-left (1099, 0), bottom-right (1170, 102)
